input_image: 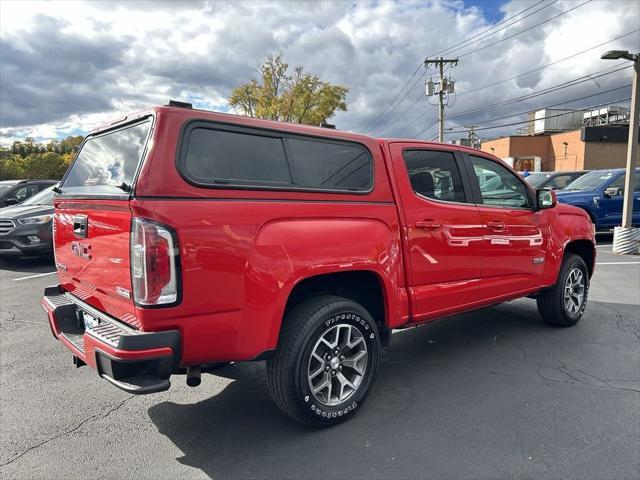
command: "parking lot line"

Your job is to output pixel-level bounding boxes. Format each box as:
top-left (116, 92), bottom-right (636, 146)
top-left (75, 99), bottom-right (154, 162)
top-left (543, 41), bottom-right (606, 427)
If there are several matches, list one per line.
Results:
top-left (13, 272), bottom-right (57, 281)
top-left (596, 262), bottom-right (640, 265)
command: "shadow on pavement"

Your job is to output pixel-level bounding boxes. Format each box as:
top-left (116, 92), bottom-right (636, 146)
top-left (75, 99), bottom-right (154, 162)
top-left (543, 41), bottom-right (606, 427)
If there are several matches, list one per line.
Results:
top-left (147, 298), bottom-right (639, 480)
top-left (0, 255), bottom-right (55, 273)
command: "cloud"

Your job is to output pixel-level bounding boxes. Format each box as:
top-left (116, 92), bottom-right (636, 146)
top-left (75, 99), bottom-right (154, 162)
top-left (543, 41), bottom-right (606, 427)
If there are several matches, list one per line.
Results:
top-left (0, 0), bottom-right (638, 146)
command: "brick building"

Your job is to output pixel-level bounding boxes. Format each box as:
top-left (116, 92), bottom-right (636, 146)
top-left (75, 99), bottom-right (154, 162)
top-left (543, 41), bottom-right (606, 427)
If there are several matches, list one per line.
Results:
top-left (480, 125), bottom-right (639, 172)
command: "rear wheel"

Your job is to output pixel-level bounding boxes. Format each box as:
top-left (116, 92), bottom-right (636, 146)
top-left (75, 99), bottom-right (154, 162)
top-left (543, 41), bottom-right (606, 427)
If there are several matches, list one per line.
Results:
top-left (266, 295), bottom-right (381, 427)
top-left (537, 253), bottom-right (589, 327)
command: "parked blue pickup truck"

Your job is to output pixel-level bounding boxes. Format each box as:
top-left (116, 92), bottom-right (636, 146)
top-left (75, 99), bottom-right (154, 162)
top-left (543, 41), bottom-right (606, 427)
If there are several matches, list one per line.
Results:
top-left (556, 168), bottom-right (640, 230)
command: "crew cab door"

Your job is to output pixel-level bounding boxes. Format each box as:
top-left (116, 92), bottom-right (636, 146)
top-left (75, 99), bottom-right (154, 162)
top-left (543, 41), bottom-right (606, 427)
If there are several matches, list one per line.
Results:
top-left (389, 143), bottom-right (483, 320)
top-left (601, 173), bottom-right (626, 226)
top-left (463, 153), bottom-right (548, 298)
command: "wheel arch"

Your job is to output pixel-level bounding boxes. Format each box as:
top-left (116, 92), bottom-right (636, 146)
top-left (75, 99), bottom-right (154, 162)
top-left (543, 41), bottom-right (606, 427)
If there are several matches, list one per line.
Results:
top-left (281, 270), bottom-right (391, 347)
top-left (564, 239), bottom-right (596, 278)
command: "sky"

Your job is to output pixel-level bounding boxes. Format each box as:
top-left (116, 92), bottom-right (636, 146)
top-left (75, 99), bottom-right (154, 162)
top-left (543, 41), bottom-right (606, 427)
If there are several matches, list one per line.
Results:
top-left (0, 0), bottom-right (639, 147)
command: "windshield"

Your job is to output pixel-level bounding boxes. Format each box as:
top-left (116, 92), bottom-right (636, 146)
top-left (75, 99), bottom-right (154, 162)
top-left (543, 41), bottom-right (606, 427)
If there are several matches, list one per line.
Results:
top-left (22, 185), bottom-right (57, 206)
top-left (0, 184), bottom-right (16, 196)
top-left (61, 120), bottom-right (151, 195)
top-left (524, 173), bottom-right (550, 188)
top-left (565, 171), bottom-right (615, 191)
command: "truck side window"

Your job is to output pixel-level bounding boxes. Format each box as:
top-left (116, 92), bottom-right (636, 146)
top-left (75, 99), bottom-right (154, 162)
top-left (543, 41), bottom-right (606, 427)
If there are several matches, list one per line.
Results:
top-left (606, 174), bottom-right (640, 193)
top-left (549, 174), bottom-right (573, 190)
top-left (469, 155), bottom-right (529, 208)
top-left (185, 128), bottom-right (291, 185)
top-left (286, 138), bottom-right (372, 191)
top-left (402, 150), bottom-right (468, 203)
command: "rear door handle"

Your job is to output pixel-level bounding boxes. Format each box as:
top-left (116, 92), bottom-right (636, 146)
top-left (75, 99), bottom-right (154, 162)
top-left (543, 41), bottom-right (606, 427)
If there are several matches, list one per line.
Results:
top-left (415, 220), bottom-right (441, 229)
top-left (486, 221), bottom-right (506, 230)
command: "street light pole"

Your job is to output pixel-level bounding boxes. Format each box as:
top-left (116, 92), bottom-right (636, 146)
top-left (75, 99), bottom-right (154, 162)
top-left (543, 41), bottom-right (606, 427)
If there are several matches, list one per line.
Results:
top-left (601, 50), bottom-right (640, 254)
top-left (621, 56), bottom-right (639, 228)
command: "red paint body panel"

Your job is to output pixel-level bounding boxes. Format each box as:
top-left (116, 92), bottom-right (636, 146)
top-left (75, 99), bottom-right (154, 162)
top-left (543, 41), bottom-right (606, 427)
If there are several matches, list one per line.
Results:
top-left (48, 106), bottom-right (595, 372)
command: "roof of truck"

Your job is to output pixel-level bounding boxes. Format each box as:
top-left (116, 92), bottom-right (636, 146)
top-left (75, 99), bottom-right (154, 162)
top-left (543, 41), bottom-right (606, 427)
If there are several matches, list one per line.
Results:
top-left (91, 103), bottom-right (498, 159)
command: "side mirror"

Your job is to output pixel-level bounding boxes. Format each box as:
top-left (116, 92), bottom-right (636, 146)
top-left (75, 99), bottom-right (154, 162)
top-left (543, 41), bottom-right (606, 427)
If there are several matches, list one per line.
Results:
top-left (4, 197), bottom-right (18, 206)
top-left (537, 189), bottom-right (556, 210)
top-left (604, 187), bottom-right (622, 197)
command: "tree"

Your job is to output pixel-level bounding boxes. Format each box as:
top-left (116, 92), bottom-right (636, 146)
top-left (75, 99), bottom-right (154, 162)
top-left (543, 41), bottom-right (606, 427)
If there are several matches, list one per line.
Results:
top-left (229, 55), bottom-right (348, 126)
top-left (0, 134), bottom-right (84, 180)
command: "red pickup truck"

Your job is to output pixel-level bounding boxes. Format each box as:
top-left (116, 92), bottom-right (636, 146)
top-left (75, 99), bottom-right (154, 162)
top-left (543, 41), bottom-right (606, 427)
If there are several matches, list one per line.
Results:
top-left (43, 102), bottom-right (595, 426)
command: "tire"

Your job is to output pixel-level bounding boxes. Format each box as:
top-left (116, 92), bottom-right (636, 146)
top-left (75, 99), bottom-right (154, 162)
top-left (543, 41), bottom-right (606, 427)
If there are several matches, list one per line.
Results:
top-left (266, 295), bottom-right (381, 427)
top-left (537, 253), bottom-right (589, 327)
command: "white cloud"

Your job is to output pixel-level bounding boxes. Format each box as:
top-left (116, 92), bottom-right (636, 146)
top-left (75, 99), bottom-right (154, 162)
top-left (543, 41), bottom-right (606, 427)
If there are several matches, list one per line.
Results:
top-left (0, 0), bottom-right (638, 146)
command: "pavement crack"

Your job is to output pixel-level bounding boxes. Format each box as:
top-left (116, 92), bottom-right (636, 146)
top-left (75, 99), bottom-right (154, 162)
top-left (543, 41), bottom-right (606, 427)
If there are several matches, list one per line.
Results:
top-left (0, 395), bottom-right (134, 468)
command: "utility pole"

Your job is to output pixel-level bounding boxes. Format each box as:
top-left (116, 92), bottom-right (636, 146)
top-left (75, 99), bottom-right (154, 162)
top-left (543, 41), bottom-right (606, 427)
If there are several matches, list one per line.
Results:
top-left (465, 125), bottom-right (480, 149)
top-left (601, 50), bottom-right (639, 254)
top-left (425, 57), bottom-right (458, 142)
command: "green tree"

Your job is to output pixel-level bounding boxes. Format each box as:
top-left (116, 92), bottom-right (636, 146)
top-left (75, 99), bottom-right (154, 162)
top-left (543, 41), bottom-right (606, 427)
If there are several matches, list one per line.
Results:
top-left (0, 135), bottom-right (83, 180)
top-left (229, 55), bottom-right (348, 126)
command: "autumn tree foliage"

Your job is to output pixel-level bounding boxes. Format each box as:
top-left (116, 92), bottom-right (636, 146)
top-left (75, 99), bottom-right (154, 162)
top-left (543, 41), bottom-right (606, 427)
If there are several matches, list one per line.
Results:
top-left (0, 136), bottom-right (83, 180)
top-left (229, 55), bottom-right (348, 126)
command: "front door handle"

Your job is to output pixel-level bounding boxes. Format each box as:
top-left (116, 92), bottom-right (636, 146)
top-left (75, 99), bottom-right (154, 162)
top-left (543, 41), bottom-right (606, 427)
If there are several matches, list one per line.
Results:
top-left (415, 220), bottom-right (441, 229)
top-left (486, 221), bottom-right (506, 230)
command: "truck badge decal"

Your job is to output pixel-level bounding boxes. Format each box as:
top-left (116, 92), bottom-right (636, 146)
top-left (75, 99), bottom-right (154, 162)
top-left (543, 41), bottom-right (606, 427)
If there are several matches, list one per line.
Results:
top-left (533, 257), bottom-right (545, 265)
top-left (71, 241), bottom-right (91, 260)
top-left (116, 286), bottom-right (131, 299)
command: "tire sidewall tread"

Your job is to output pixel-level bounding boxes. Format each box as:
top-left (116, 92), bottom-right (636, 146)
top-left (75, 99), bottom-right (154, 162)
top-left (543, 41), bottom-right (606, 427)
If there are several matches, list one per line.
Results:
top-left (266, 295), bottom-right (381, 427)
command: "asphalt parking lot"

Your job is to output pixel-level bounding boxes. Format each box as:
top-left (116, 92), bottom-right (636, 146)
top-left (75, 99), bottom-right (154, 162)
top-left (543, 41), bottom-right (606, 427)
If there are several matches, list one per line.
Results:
top-left (1, 234), bottom-right (638, 480)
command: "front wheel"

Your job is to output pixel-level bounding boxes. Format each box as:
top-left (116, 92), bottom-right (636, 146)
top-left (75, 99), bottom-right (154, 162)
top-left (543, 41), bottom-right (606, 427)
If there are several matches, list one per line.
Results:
top-left (537, 253), bottom-right (589, 327)
top-left (266, 295), bottom-right (381, 427)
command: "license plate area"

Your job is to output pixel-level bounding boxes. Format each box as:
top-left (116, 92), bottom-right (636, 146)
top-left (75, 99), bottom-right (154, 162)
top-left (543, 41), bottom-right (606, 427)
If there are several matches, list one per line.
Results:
top-left (80, 310), bottom-right (101, 330)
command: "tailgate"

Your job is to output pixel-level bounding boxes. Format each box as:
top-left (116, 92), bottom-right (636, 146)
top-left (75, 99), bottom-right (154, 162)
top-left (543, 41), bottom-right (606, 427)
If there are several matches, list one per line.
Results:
top-left (54, 199), bottom-right (138, 327)
top-left (53, 118), bottom-right (153, 329)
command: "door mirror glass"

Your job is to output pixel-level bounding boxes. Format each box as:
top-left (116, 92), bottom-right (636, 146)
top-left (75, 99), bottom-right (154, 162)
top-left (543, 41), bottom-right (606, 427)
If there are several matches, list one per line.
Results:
top-left (4, 197), bottom-right (18, 206)
top-left (604, 187), bottom-right (622, 197)
top-left (537, 189), bottom-right (556, 209)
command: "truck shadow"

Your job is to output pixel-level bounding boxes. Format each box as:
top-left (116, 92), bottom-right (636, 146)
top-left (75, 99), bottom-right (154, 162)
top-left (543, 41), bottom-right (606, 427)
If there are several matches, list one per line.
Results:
top-left (147, 298), bottom-right (639, 480)
top-left (0, 255), bottom-right (55, 273)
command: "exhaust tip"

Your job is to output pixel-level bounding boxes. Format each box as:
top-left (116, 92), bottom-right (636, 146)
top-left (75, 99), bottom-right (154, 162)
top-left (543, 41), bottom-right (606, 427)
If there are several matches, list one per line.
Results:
top-left (186, 366), bottom-right (201, 387)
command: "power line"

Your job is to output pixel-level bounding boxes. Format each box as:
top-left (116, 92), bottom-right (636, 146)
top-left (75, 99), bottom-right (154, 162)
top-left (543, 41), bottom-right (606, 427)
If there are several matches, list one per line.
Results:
top-left (447, 64), bottom-right (632, 120)
top-left (362, 63), bottom-right (424, 131)
top-left (365, 0), bottom-right (556, 132)
top-left (380, 56), bottom-right (633, 137)
top-left (415, 119), bottom-right (440, 139)
top-left (434, 0), bottom-right (556, 58)
top-left (451, 83), bottom-right (631, 128)
top-left (369, 0), bottom-right (615, 137)
top-left (457, 0), bottom-right (593, 58)
top-left (446, 96), bottom-right (632, 134)
top-left (371, 4), bottom-right (628, 137)
top-left (455, 28), bottom-right (640, 97)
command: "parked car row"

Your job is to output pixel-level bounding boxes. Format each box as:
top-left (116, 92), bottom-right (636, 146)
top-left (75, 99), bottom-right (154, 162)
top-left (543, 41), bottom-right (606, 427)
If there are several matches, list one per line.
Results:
top-left (0, 183), bottom-right (57, 257)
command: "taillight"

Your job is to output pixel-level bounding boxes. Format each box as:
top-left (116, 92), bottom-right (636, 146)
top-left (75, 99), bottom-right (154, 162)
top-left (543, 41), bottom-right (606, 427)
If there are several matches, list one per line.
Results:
top-left (131, 218), bottom-right (180, 306)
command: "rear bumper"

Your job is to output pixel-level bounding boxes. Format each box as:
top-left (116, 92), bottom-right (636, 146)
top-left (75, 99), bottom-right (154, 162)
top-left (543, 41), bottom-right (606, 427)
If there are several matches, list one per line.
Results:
top-left (42, 285), bottom-right (181, 394)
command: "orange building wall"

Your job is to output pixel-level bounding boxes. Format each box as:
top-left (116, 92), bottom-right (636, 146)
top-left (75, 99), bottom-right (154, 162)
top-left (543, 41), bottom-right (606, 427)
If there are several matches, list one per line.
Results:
top-left (481, 135), bottom-right (551, 168)
top-left (548, 130), bottom-right (585, 171)
top-left (481, 128), bottom-right (636, 172)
